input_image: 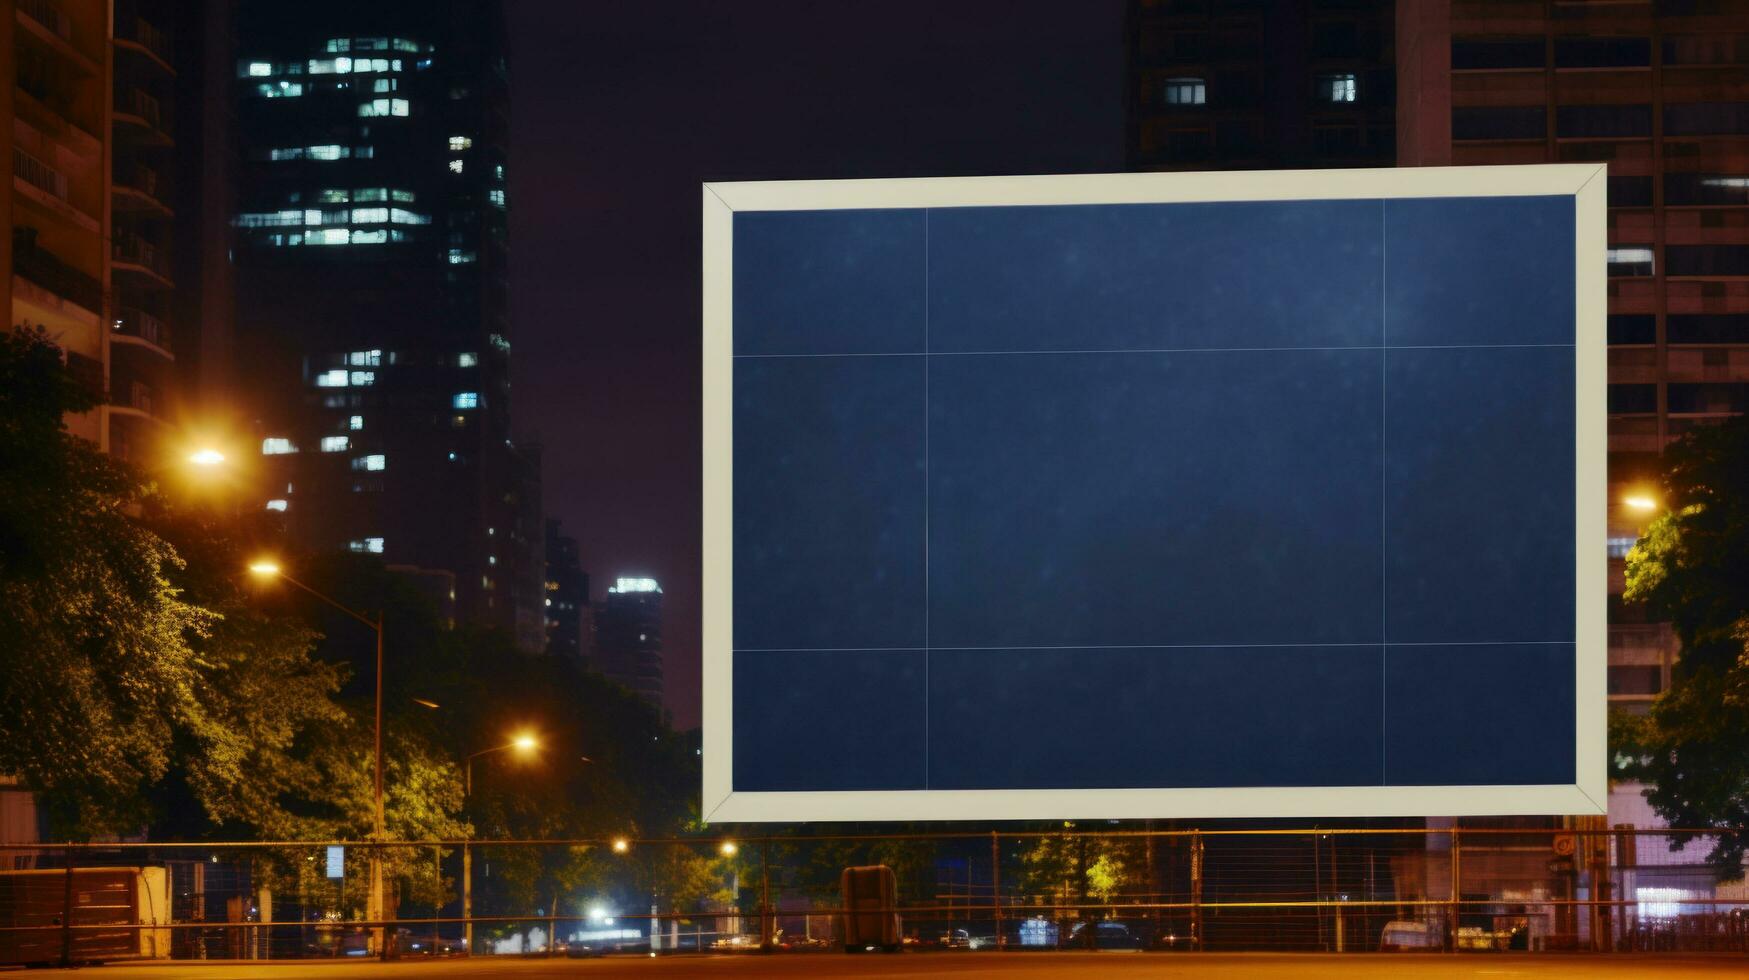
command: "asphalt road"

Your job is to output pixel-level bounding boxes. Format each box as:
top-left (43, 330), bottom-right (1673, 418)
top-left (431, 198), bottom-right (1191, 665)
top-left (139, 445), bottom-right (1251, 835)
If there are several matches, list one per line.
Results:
top-left (58, 953), bottom-right (1749, 978)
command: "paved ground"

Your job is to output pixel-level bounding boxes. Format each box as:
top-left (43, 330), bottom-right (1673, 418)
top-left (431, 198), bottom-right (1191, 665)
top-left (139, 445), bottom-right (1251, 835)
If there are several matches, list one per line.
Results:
top-left (54, 953), bottom-right (1749, 978)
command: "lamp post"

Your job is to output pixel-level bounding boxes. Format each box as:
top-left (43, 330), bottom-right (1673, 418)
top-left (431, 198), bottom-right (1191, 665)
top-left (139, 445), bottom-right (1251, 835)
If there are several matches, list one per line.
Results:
top-left (248, 560), bottom-right (387, 955)
top-left (461, 733), bottom-right (539, 954)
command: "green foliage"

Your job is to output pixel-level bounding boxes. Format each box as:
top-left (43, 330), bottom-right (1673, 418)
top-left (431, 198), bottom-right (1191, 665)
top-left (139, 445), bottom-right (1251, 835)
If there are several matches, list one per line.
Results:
top-left (0, 330), bottom-right (213, 837)
top-left (1618, 414), bottom-right (1749, 877)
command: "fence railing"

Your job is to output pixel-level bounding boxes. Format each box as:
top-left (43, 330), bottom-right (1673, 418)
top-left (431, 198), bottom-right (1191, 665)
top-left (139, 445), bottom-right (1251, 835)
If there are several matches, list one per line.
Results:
top-left (1, 826), bottom-right (1744, 965)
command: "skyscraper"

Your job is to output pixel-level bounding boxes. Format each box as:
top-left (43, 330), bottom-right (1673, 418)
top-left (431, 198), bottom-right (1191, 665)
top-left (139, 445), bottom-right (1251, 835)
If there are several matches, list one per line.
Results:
top-left (543, 518), bottom-right (589, 661)
top-left (1126, 0), bottom-right (1396, 172)
top-left (231, 0), bottom-right (543, 646)
top-left (595, 577), bottom-right (664, 713)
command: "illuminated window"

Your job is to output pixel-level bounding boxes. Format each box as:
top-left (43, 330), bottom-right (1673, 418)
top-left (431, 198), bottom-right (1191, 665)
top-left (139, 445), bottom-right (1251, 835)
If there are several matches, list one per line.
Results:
top-left (246, 61), bottom-right (274, 77)
top-left (306, 228), bottom-right (350, 245)
top-left (390, 208), bottom-right (430, 225)
top-left (452, 392), bottom-right (480, 409)
top-left (352, 454), bottom-right (386, 471)
top-left (1608, 246), bottom-right (1655, 277)
top-left (372, 78), bottom-right (396, 93)
top-left (1163, 77), bottom-right (1206, 105)
top-left (394, 38), bottom-right (422, 53)
top-left (348, 537), bottom-right (385, 554)
top-left (611, 577), bottom-right (661, 594)
top-left (308, 59), bottom-right (339, 74)
top-left (257, 81), bottom-right (304, 98)
top-left (348, 415), bottom-right (365, 430)
top-left (309, 145), bottom-right (347, 160)
top-left (449, 136), bottom-right (473, 151)
top-left (349, 371), bottom-right (376, 386)
top-left (457, 352), bottom-right (478, 367)
top-left (352, 207), bottom-right (389, 224)
top-left (359, 99), bottom-right (391, 117)
top-left (235, 210), bottom-right (303, 228)
top-left (261, 437), bottom-right (297, 455)
top-left (495, 164), bottom-right (504, 181)
top-left (487, 555), bottom-right (497, 565)
top-left (355, 188), bottom-right (387, 202)
top-left (488, 189), bottom-right (506, 209)
top-left (315, 369), bottom-right (350, 387)
top-left (1606, 536), bottom-right (1637, 558)
top-left (449, 159), bottom-right (465, 174)
top-left (392, 189), bottom-right (415, 202)
top-left (490, 333), bottom-right (510, 352)
top-left (325, 38), bottom-right (350, 53)
top-left (317, 189), bottom-right (350, 203)
top-left (1318, 73), bottom-right (1357, 103)
top-left (347, 350), bottom-right (381, 366)
top-left (266, 499), bottom-right (288, 511)
top-left (351, 229), bottom-right (388, 244)
top-left (320, 436), bottom-right (350, 452)
top-left (448, 249), bottom-right (477, 264)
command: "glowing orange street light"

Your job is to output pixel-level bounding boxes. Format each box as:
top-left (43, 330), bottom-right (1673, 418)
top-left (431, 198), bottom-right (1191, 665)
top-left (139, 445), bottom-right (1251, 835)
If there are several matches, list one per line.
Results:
top-left (188, 448), bottom-right (227, 468)
top-left (1623, 494), bottom-right (1658, 513)
top-left (719, 841), bottom-right (738, 858)
top-left (611, 838), bottom-right (630, 854)
top-left (247, 560), bottom-right (282, 577)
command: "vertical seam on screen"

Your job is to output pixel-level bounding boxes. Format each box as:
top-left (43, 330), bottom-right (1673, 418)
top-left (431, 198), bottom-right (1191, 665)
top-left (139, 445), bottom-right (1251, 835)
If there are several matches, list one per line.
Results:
top-left (924, 208), bottom-right (931, 791)
top-left (1380, 198), bottom-right (1388, 788)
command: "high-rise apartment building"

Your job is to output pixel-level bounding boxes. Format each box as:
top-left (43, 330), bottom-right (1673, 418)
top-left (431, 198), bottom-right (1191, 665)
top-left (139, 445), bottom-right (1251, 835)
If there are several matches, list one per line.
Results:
top-left (1392, 0), bottom-right (1749, 914)
top-left (595, 576), bottom-right (664, 712)
top-left (1126, 0), bottom-right (1396, 171)
top-left (8, 0), bottom-right (113, 446)
top-left (1396, 0), bottom-right (1749, 720)
top-left (231, 0), bottom-right (543, 647)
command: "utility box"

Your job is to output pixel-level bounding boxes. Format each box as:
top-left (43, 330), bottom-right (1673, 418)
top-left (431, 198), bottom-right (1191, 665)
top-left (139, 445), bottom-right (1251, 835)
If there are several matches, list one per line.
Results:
top-left (840, 865), bottom-right (900, 953)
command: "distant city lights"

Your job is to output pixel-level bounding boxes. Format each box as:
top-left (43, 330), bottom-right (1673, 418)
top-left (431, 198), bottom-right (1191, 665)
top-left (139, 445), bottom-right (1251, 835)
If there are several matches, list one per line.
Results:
top-left (611, 577), bottom-right (660, 594)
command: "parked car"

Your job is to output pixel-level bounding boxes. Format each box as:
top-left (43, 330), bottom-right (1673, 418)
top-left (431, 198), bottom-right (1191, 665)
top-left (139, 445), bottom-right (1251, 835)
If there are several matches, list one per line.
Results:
top-left (1068, 921), bottom-right (1144, 950)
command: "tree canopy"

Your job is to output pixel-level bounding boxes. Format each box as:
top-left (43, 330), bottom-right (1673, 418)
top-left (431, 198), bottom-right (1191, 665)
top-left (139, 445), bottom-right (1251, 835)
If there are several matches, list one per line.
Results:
top-left (1618, 413), bottom-right (1749, 876)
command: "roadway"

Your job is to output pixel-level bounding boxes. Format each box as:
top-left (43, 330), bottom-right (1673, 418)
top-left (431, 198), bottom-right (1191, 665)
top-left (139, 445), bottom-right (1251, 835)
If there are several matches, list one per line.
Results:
top-left (63, 953), bottom-right (1749, 978)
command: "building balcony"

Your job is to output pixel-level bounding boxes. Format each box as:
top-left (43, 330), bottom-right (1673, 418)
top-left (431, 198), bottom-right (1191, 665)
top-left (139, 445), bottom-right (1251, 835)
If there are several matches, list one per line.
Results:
top-left (15, 0), bottom-right (99, 75)
top-left (114, 14), bottom-right (174, 75)
top-left (112, 163), bottom-right (174, 217)
top-left (111, 230), bottom-right (174, 287)
top-left (112, 307), bottom-right (173, 357)
top-left (113, 88), bottom-right (174, 146)
top-left (11, 226), bottom-right (102, 315)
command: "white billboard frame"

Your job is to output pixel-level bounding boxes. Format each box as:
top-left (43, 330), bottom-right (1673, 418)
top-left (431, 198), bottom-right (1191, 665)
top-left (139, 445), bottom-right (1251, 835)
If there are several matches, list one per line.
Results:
top-left (702, 164), bottom-right (1607, 823)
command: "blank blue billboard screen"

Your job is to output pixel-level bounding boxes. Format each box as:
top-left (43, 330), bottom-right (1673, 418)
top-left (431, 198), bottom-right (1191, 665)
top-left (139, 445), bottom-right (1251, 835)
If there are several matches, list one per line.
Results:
top-left (730, 196), bottom-right (1576, 795)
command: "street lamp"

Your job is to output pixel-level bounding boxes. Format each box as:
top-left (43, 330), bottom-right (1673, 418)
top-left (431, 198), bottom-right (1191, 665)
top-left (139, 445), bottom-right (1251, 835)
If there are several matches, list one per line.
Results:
top-left (188, 448), bottom-right (226, 467)
top-left (611, 838), bottom-right (630, 855)
top-left (1623, 494), bottom-right (1659, 513)
top-left (719, 841), bottom-right (738, 858)
top-left (249, 559), bottom-right (387, 954)
top-left (462, 732), bottom-right (541, 953)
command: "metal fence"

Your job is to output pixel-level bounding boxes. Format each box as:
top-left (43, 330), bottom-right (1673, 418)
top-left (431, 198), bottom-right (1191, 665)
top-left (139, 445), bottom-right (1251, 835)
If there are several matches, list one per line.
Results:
top-left (2, 826), bottom-right (1745, 965)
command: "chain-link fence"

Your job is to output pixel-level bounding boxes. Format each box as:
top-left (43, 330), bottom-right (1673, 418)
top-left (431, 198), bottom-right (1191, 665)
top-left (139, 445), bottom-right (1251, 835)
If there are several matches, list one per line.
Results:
top-left (2, 826), bottom-right (1745, 964)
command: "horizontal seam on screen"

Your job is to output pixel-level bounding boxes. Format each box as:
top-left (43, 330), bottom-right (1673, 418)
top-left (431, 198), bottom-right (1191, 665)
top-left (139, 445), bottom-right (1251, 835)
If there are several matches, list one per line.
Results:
top-left (734, 641), bottom-right (1576, 652)
top-left (732, 343), bottom-right (1575, 358)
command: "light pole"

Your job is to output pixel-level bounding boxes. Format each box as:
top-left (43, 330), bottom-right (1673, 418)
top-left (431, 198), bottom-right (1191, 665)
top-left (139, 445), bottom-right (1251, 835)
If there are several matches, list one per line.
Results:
top-left (248, 560), bottom-right (387, 955)
top-left (461, 733), bottom-right (540, 954)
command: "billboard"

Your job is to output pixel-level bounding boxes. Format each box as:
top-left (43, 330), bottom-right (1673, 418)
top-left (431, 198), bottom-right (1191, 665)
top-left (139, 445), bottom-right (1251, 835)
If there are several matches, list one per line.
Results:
top-left (703, 166), bottom-right (1605, 822)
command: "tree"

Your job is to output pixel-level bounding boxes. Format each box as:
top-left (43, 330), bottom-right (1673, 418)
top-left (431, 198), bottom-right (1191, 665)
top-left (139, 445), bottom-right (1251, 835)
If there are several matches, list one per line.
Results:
top-left (0, 330), bottom-right (212, 837)
top-left (1618, 413), bottom-right (1749, 877)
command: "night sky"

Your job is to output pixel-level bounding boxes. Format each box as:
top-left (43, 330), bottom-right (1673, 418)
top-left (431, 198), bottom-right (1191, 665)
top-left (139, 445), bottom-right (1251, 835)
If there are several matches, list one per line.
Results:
top-left (506, 1), bottom-right (1126, 729)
